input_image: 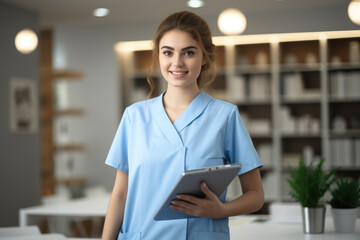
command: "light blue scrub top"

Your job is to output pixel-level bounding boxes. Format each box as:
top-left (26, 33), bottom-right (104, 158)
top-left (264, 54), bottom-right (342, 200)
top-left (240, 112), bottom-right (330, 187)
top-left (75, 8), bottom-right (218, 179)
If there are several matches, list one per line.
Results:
top-left (105, 92), bottom-right (262, 240)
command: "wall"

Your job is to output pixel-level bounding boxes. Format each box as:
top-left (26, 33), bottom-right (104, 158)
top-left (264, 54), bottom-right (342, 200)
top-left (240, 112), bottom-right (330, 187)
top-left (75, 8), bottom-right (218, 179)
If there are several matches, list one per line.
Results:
top-left (52, 20), bottom-right (159, 191)
top-left (0, 2), bottom-right (41, 226)
top-left (53, 3), bottom-right (359, 192)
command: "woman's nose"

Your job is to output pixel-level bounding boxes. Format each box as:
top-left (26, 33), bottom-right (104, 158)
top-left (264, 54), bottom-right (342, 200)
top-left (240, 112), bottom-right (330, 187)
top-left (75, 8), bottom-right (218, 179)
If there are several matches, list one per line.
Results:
top-left (173, 54), bottom-right (185, 67)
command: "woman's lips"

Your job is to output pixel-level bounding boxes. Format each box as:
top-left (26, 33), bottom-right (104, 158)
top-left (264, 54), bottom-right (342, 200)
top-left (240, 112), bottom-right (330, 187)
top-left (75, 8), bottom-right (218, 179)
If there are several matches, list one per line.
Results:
top-left (170, 71), bottom-right (188, 78)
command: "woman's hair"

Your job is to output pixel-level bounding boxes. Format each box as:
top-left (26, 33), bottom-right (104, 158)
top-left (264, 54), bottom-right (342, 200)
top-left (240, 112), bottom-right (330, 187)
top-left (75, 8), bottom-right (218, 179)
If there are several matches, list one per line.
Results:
top-left (147, 11), bottom-right (216, 97)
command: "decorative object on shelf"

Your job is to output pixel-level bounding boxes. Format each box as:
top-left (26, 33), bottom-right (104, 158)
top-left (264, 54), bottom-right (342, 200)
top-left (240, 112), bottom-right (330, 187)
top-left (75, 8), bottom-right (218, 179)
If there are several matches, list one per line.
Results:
top-left (329, 177), bottom-right (360, 233)
top-left (284, 54), bottom-right (298, 66)
top-left (255, 51), bottom-right (268, 69)
top-left (332, 115), bottom-right (347, 132)
top-left (349, 41), bottom-right (360, 63)
top-left (217, 8), bottom-right (246, 35)
top-left (330, 55), bottom-right (342, 66)
top-left (249, 74), bottom-right (271, 101)
top-left (305, 52), bottom-right (317, 66)
top-left (329, 71), bottom-right (360, 98)
top-left (287, 158), bottom-right (336, 234)
top-left (227, 76), bottom-right (246, 102)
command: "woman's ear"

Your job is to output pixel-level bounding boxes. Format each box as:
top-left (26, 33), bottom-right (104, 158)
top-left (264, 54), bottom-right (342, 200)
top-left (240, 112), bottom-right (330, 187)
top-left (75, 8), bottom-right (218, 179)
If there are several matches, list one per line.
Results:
top-left (202, 56), bottom-right (207, 66)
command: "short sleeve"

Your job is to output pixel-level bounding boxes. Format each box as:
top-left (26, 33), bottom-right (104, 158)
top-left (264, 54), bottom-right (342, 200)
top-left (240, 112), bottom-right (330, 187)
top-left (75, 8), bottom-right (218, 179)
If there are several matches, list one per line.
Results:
top-left (225, 106), bottom-right (262, 175)
top-left (105, 108), bottom-right (130, 173)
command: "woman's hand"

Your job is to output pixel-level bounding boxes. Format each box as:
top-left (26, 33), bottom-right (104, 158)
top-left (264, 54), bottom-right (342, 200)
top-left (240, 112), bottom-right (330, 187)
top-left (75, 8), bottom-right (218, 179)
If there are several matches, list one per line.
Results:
top-left (170, 182), bottom-right (226, 219)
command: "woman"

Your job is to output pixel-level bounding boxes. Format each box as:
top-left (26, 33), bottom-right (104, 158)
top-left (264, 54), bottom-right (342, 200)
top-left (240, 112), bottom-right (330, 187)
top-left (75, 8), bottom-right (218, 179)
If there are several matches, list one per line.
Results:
top-left (102, 11), bottom-right (264, 240)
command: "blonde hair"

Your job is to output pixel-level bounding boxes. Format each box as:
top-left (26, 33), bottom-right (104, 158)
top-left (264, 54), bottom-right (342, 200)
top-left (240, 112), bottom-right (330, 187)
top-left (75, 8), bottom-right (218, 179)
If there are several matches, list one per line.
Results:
top-left (147, 11), bottom-right (216, 97)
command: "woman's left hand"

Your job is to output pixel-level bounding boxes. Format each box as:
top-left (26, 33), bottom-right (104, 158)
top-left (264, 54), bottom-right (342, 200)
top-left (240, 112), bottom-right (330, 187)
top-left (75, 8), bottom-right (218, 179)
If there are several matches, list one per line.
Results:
top-left (170, 182), bottom-right (226, 219)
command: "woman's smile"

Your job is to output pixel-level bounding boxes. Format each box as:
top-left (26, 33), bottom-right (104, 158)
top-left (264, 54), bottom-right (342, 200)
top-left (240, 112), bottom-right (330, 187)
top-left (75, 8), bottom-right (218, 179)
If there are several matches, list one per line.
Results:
top-left (170, 70), bottom-right (189, 78)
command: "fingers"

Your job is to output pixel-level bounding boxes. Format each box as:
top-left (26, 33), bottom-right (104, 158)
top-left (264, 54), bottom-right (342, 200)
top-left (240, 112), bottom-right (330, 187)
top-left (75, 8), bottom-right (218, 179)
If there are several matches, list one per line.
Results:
top-left (171, 198), bottom-right (200, 216)
top-left (170, 182), bottom-right (224, 218)
top-left (200, 182), bottom-right (217, 200)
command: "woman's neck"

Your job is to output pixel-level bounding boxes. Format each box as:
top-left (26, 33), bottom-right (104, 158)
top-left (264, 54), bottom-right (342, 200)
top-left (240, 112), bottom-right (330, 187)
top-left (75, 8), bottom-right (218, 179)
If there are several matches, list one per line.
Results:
top-left (163, 86), bottom-right (200, 109)
top-left (162, 86), bottom-right (200, 123)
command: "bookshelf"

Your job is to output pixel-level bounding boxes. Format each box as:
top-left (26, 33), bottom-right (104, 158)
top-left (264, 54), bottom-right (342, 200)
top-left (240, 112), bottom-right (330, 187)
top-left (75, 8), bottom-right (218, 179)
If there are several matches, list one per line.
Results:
top-left (115, 30), bottom-right (360, 203)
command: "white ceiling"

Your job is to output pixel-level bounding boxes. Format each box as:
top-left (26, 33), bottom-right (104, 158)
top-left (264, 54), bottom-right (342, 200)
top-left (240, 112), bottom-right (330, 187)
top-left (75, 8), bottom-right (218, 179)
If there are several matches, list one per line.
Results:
top-left (2, 0), bottom-right (351, 28)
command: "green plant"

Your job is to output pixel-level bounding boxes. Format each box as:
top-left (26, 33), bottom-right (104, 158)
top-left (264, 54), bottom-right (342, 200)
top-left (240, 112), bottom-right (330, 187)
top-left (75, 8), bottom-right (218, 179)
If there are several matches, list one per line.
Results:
top-left (286, 158), bottom-right (336, 208)
top-left (329, 178), bottom-right (360, 209)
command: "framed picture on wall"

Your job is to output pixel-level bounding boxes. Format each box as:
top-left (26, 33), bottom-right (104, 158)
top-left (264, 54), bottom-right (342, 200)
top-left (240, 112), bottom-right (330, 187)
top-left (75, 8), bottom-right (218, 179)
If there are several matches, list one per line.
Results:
top-left (9, 77), bottom-right (38, 133)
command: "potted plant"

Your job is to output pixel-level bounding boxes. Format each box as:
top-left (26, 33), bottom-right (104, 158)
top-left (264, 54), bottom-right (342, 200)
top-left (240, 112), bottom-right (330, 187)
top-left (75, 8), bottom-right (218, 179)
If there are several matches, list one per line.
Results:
top-left (287, 158), bottom-right (336, 234)
top-left (329, 177), bottom-right (360, 233)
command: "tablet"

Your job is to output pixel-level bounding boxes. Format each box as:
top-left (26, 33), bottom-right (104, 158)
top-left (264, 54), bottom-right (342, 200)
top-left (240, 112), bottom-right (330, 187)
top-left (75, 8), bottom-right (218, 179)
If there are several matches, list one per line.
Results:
top-left (154, 163), bottom-right (241, 221)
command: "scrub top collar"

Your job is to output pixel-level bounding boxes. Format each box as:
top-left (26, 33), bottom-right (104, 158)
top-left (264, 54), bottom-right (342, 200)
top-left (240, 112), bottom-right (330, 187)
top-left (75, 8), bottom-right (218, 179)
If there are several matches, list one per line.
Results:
top-left (152, 91), bottom-right (213, 147)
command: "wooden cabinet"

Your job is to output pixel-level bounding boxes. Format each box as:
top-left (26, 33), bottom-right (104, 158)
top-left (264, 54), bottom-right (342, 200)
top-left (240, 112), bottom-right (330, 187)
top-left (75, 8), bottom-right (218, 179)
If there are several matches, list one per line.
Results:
top-left (115, 30), bottom-right (360, 203)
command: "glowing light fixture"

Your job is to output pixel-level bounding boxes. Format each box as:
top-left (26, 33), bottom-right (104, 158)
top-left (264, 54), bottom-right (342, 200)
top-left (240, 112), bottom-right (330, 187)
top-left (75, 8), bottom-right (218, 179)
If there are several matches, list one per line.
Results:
top-left (348, 0), bottom-right (360, 25)
top-left (218, 8), bottom-right (247, 35)
top-left (15, 29), bottom-right (38, 54)
top-left (187, 0), bottom-right (204, 8)
top-left (93, 8), bottom-right (110, 17)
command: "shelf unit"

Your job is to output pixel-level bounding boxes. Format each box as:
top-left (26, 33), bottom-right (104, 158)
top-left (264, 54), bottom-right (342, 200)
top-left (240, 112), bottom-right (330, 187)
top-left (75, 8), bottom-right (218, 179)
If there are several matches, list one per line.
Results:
top-left (52, 70), bottom-right (86, 197)
top-left (40, 30), bottom-right (86, 196)
top-left (115, 30), bottom-right (360, 203)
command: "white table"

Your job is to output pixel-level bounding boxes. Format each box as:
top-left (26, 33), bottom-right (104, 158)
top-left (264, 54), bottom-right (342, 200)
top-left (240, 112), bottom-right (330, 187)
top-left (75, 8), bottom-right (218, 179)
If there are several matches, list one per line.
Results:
top-left (20, 197), bottom-right (360, 240)
top-left (19, 195), bottom-right (110, 227)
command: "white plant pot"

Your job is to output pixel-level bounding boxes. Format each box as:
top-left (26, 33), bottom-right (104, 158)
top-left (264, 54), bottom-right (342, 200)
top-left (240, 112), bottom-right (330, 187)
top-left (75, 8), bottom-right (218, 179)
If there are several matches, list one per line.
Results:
top-left (331, 208), bottom-right (358, 233)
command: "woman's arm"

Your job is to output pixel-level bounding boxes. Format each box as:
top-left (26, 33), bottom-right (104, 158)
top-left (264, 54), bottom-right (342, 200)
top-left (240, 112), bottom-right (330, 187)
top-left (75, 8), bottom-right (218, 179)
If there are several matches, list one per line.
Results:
top-left (102, 170), bottom-right (128, 240)
top-left (223, 168), bottom-right (264, 216)
top-left (171, 168), bottom-right (264, 218)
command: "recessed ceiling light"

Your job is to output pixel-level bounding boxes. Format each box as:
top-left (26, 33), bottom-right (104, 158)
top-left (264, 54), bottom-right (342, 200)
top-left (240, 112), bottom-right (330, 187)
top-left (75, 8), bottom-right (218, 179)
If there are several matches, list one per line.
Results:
top-left (187, 0), bottom-right (204, 8)
top-left (93, 8), bottom-right (110, 17)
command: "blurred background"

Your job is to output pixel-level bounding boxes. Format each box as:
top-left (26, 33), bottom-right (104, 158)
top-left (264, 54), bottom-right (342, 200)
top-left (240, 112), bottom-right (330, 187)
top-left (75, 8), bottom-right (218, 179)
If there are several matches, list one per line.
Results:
top-left (1, 0), bottom-right (360, 237)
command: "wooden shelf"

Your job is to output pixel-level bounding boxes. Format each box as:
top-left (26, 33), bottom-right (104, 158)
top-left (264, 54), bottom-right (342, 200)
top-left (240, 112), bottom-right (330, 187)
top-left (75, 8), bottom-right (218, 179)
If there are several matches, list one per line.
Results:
top-left (52, 70), bottom-right (84, 80)
top-left (56, 177), bottom-right (85, 186)
top-left (55, 108), bottom-right (85, 116)
top-left (55, 144), bottom-right (85, 152)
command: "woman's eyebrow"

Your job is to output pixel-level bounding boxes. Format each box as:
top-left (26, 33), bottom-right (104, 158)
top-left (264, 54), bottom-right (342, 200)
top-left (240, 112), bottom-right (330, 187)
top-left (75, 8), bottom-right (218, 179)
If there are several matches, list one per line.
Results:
top-left (160, 46), bottom-right (198, 51)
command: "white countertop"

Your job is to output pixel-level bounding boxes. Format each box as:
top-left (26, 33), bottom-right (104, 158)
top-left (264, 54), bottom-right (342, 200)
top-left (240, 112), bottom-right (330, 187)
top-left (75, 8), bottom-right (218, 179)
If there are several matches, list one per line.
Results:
top-left (18, 195), bottom-right (360, 240)
top-left (229, 216), bottom-right (360, 240)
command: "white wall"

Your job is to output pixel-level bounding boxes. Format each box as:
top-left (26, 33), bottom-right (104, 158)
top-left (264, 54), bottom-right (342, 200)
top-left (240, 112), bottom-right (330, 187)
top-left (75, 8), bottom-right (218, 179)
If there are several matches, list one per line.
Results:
top-left (53, 20), bottom-right (159, 191)
top-left (53, 4), bottom-right (358, 191)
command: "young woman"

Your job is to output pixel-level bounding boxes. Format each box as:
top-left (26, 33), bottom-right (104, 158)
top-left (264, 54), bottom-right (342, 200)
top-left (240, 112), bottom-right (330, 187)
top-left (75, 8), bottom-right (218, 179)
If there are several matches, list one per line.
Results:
top-left (102, 11), bottom-right (264, 240)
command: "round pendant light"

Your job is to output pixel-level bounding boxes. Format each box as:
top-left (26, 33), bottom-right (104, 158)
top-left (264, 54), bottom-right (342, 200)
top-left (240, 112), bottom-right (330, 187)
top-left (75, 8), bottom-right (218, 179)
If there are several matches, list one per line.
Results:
top-left (348, 0), bottom-right (360, 25)
top-left (15, 29), bottom-right (38, 54)
top-left (218, 8), bottom-right (247, 35)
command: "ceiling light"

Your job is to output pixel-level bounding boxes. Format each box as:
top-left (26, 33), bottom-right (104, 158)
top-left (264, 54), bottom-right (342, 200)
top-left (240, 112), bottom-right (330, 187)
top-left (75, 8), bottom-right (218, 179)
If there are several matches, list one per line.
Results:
top-left (93, 8), bottom-right (110, 17)
top-left (218, 8), bottom-right (247, 35)
top-left (348, 0), bottom-right (360, 25)
top-left (15, 29), bottom-right (38, 54)
top-left (187, 0), bottom-right (204, 8)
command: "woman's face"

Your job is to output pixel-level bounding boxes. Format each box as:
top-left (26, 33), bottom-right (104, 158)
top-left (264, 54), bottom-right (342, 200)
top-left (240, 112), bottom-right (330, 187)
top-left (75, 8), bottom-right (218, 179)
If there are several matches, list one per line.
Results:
top-left (159, 30), bottom-right (205, 91)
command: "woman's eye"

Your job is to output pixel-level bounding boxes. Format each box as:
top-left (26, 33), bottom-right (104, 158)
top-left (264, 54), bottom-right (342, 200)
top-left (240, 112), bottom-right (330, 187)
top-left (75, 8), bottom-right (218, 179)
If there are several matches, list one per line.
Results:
top-left (185, 51), bottom-right (195, 56)
top-left (163, 51), bottom-right (172, 56)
